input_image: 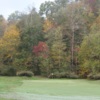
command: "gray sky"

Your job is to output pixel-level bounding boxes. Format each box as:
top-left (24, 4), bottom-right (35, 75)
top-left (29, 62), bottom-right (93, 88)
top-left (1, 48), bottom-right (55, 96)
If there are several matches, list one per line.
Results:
top-left (0, 0), bottom-right (54, 19)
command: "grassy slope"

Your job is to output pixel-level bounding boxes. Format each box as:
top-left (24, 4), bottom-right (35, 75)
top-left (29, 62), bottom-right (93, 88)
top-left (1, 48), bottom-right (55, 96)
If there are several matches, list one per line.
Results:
top-left (0, 77), bottom-right (100, 100)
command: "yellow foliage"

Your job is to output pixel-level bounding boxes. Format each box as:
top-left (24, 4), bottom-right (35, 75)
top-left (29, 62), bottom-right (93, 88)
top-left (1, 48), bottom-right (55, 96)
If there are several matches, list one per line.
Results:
top-left (0, 25), bottom-right (20, 54)
top-left (43, 19), bottom-right (54, 32)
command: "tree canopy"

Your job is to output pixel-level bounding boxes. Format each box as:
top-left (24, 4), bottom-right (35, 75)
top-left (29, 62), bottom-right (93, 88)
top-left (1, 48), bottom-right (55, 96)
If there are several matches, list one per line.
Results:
top-left (0, 0), bottom-right (100, 79)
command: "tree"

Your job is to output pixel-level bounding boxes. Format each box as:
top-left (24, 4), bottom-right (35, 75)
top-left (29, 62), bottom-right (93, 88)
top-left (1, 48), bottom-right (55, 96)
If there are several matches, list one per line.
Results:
top-left (0, 15), bottom-right (7, 37)
top-left (55, 0), bottom-right (69, 7)
top-left (14, 7), bottom-right (45, 71)
top-left (83, 0), bottom-right (100, 16)
top-left (39, 0), bottom-right (69, 20)
top-left (54, 2), bottom-right (87, 68)
top-left (7, 11), bottom-right (21, 25)
top-left (33, 42), bottom-right (48, 58)
top-left (49, 27), bottom-right (68, 72)
top-left (43, 19), bottom-right (54, 32)
top-left (18, 8), bottom-right (43, 31)
top-left (0, 25), bottom-right (20, 65)
top-left (39, 1), bottom-right (55, 18)
top-left (78, 33), bottom-right (100, 77)
top-left (17, 7), bottom-right (44, 53)
top-left (90, 15), bottom-right (100, 33)
top-left (33, 42), bottom-right (49, 76)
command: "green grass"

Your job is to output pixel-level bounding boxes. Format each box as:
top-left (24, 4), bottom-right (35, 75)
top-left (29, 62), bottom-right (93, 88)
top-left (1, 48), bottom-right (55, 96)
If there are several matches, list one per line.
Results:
top-left (0, 77), bottom-right (100, 100)
top-left (0, 98), bottom-right (14, 100)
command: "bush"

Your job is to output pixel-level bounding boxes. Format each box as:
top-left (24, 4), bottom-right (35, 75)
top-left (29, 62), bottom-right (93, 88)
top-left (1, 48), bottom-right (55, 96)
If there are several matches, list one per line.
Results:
top-left (87, 73), bottom-right (94, 79)
top-left (48, 72), bottom-right (79, 79)
top-left (16, 71), bottom-right (34, 77)
top-left (48, 72), bottom-right (61, 78)
top-left (0, 67), bottom-right (16, 76)
top-left (87, 73), bottom-right (100, 80)
top-left (69, 72), bottom-right (79, 79)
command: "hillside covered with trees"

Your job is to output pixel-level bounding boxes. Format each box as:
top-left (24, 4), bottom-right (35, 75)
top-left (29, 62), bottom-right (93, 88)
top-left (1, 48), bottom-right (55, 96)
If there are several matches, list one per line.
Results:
top-left (0, 0), bottom-right (100, 79)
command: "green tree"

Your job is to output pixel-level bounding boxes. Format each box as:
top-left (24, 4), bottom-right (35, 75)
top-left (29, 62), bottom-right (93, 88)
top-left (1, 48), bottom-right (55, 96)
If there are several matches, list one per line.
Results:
top-left (39, 1), bottom-right (55, 19)
top-left (7, 11), bottom-right (21, 25)
top-left (79, 33), bottom-right (100, 76)
top-left (55, 0), bottom-right (69, 8)
top-left (49, 27), bottom-right (68, 72)
top-left (15, 7), bottom-right (44, 71)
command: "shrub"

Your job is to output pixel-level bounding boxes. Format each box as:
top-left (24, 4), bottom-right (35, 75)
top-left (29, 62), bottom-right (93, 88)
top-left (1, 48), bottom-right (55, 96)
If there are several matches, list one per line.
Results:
top-left (16, 71), bottom-right (34, 77)
top-left (87, 73), bottom-right (94, 79)
top-left (0, 67), bottom-right (16, 76)
top-left (69, 72), bottom-right (79, 79)
top-left (87, 73), bottom-right (100, 80)
top-left (58, 72), bottom-right (68, 78)
top-left (48, 72), bottom-right (79, 79)
top-left (48, 72), bottom-right (60, 78)
top-left (93, 74), bottom-right (100, 80)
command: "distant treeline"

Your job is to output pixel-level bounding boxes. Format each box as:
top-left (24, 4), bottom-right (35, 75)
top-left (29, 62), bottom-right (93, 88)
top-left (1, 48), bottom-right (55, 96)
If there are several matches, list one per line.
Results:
top-left (0, 0), bottom-right (100, 79)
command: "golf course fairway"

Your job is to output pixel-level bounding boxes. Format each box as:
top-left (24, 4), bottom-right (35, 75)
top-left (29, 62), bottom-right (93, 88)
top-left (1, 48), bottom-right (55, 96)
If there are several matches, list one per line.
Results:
top-left (0, 77), bottom-right (100, 100)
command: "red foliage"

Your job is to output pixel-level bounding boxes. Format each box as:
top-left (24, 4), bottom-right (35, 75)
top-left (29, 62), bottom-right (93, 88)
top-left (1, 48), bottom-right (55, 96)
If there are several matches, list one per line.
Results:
top-left (33, 42), bottom-right (48, 58)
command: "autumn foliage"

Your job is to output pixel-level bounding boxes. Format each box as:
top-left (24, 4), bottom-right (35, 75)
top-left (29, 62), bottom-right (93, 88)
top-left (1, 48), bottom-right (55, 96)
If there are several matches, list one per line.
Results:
top-left (0, 0), bottom-right (100, 78)
top-left (33, 42), bottom-right (48, 58)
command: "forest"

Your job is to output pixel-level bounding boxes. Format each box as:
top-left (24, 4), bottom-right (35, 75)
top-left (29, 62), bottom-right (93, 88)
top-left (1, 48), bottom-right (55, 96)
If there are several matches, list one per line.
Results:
top-left (0, 0), bottom-right (100, 79)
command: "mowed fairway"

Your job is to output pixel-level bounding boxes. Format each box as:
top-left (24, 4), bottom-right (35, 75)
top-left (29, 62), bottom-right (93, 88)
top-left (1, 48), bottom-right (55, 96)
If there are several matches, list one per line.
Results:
top-left (0, 77), bottom-right (100, 100)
